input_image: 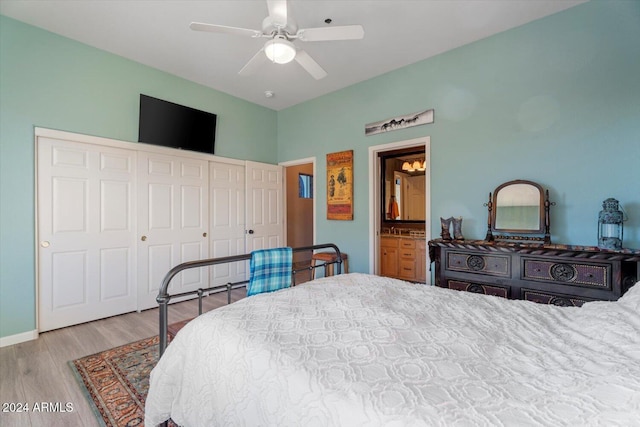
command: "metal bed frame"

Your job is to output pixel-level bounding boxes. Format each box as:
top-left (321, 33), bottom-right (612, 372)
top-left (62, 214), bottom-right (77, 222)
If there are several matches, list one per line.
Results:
top-left (157, 243), bottom-right (344, 357)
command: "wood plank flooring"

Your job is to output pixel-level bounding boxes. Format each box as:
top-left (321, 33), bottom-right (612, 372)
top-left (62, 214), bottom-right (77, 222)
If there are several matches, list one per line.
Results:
top-left (0, 289), bottom-right (246, 427)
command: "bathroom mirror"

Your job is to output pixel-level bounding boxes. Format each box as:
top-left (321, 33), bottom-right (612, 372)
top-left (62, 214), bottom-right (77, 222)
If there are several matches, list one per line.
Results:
top-left (485, 179), bottom-right (552, 243)
top-left (380, 149), bottom-right (426, 223)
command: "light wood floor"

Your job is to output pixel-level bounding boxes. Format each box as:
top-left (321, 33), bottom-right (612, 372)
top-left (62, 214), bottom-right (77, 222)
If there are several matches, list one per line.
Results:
top-left (0, 288), bottom-right (247, 427)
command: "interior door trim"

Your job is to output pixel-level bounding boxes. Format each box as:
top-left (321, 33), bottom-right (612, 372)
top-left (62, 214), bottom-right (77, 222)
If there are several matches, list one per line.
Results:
top-left (368, 137), bottom-right (431, 283)
top-left (279, 157), bottom-right (317, 246)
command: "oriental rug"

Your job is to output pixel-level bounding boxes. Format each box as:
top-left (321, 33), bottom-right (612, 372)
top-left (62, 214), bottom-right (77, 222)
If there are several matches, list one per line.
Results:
top-left (70, 332), bottom-right (181, 427)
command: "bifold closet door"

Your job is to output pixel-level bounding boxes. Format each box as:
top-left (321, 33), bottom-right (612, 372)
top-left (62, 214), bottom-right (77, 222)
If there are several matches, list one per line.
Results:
top-left (209, 161), bottom-right (247, 286)
top-left (37, 138), bottom-right (137, 332)
top-left (245, 161), bottom-right (284, 252)
top-left (137, 152), bottom-right (209, 310)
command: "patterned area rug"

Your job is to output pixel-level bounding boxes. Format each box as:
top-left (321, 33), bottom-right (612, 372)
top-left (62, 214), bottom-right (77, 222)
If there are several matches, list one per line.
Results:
top-left (70, 334), bottom-right (178, 426)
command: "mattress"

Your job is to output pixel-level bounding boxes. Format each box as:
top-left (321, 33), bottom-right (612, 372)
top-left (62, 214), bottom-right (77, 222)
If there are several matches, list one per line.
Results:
top-left (145, 273), bottom-right (640, 426)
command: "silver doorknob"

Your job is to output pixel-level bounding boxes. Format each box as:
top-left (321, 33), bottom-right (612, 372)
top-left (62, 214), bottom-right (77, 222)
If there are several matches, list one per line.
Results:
top-left (41, 241), bottom-right (50, 248)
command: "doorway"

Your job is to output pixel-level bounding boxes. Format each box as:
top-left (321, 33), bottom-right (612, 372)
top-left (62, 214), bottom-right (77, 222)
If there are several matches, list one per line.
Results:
top-left (281, 158), bottom-right (316, 283)
top-left (368, 137), bottom-right (431, 283)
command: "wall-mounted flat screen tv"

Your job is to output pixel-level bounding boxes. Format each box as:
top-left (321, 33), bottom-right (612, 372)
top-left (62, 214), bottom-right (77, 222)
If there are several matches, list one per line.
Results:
top-left (138, 94), bottom-right (217, 155)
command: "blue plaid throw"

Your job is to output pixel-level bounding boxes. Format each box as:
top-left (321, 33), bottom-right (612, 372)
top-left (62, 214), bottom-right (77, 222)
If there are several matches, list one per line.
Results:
top-left (247, 247), bottom-right (293, 296)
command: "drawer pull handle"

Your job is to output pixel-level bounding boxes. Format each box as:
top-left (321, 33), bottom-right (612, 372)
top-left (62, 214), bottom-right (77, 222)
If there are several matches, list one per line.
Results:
top-left (550, 263), bottom-right (577, 282)
top-left (467, 284), bottom-right (485, 294)
top-left (549, 296), bottom-right (572, 307)
top-left (467, 256), bottom-right (485, 271)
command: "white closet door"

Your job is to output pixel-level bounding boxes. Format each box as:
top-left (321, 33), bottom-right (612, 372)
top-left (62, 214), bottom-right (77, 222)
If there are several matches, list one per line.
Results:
top-left (37, 138), bottom-right (137, 332)
top-left (137, 152), bottom-right (209, 310)
top-left (245, 161), bottom-right (284, 252)
top-left (209, 161), bottom-right (247, 286)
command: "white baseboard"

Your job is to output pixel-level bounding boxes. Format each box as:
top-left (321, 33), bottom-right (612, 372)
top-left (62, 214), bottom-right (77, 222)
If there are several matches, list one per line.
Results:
top-left (0, 330), bottom-right (39, 348)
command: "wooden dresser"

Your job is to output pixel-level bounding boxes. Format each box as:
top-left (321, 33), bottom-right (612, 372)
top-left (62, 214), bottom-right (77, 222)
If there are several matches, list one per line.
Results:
top-left (428, 239), bottom-right (640, 306)
top-left (381, 235), bottom-right (427, 283)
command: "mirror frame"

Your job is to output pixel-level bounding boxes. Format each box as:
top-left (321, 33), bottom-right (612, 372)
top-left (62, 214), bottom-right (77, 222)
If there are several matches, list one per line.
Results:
top-left (379, 148), bottom-right (426, 225)
top-left (485, 179), bottom-right (552, 244)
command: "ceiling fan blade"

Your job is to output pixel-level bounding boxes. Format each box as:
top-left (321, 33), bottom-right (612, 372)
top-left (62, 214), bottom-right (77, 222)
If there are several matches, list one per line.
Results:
top-left (190, 22), bottom-right (262, 38)
top-left (239, 48), bottom-right (268, 76)
top-left (294, 50), bottom-right (327, 80)
top-left (297, 25), bottom-right (364, 42)
top-left (266, 0), bottom-right (288, 27)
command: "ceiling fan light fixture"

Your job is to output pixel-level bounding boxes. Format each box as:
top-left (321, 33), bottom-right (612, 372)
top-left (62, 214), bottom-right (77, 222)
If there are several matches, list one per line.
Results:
top-left (264, 37), bottom-right (296, 64)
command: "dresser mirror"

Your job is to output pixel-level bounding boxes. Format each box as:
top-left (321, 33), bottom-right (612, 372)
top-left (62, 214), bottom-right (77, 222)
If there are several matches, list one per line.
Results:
top-left (485, 179), bottom-right (552, 243)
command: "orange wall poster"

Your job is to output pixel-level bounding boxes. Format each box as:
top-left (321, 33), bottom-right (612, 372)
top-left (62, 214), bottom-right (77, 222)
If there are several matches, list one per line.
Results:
top-left (326, 150), bottom-right (353, 220)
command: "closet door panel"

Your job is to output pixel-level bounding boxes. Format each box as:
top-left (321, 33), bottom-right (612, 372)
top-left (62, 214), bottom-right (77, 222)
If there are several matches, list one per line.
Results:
top-left (209, 161), bottom-right (247, 286)
top-left (37, 138), bottom-right (137, 332)
top-left (245, 161), bottom-right (284, 252)
top-left (100, 247), bottom-right (131, 300)
top-left (137, 152), bottom-right (209, 310)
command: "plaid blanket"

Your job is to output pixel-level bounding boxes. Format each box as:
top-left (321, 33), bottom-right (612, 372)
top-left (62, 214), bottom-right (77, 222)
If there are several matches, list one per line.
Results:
top-left (247, 247), bottom-right (293, 296)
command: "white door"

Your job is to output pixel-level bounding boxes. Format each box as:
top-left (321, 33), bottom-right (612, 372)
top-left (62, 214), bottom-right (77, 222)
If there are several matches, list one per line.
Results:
top-left (209, 161), bottom-right (247, 286)
top-left (245, 161), bottom-right (284, 252)
top-left (137, 152), bottom-right (209, 310)
top-left (37, 137), bottom-right (137, 332)
top-left (406, 175), bottom-right (426, 221)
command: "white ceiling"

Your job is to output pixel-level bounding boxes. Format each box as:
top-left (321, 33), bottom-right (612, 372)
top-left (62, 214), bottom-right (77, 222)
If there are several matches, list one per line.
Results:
top-left (1, 0), bottom-right (585, 111)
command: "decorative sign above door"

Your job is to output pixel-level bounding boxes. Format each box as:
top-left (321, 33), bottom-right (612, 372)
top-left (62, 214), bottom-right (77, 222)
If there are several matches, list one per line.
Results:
top-left (365, 109), bottom-right (434, 136)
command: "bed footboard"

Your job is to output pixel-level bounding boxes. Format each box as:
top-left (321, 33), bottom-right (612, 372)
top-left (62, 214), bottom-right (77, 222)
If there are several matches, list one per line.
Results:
top-left (157, 243), bottom-right (344, 357)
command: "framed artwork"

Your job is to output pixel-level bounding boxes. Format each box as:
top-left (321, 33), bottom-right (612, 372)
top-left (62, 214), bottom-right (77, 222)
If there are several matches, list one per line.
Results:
top-left (365, 109), bottom-right (434, 136)
top-left (326, 150), bottom-right (353, 220)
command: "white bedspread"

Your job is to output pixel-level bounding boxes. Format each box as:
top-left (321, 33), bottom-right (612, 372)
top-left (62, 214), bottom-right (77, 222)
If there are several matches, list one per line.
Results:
top-left (145, 273), bottom-right (640, 426)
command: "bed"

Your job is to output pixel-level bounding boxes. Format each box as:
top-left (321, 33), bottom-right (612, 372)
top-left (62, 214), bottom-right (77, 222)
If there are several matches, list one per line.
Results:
top-left (145, 254), bottom-right (640, 426)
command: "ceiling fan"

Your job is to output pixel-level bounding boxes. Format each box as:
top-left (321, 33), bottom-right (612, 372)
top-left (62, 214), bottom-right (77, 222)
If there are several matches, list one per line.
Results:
top-left (190, 0), bottom-right (364, 80)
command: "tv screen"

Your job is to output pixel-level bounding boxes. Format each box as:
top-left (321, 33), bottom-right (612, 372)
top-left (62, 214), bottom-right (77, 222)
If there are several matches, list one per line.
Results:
top-left (138, 94), bottom-right (217, 155)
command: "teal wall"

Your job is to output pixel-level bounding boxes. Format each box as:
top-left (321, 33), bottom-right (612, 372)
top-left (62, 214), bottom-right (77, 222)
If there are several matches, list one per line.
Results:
top-left (0, 16), bottom-right (277, 339)
top-left (277, 0), bottom-right (640, 274)
top-left (2, 1), bottom-right (640, 340)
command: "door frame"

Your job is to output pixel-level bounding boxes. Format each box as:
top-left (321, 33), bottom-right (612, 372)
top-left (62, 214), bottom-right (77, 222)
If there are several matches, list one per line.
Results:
top-left (279, 157), bottom-right (317, 246)
top-left (368, 136), bottom-right (431, 282)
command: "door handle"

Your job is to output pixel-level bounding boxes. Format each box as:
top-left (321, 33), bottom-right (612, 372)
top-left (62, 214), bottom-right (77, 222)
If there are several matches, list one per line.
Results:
top-left (203, 232), bottom-right (207, 237)
top-left (141, 235), bottom-right (147, 241)
top-left (41, 241), bottom-right (50, 248)
top-left (248, 229), bottom-right (254, 234)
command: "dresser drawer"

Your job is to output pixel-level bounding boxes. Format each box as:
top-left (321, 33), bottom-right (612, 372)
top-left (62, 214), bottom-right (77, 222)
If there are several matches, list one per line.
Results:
top-left (446, 279), bottom-right (509, 298)
top-left (521, 289), bottom-right (592, 307)
top-left (522, 258), bottom-right (611, 290)
top-left (445, 251), bottom-right (510, 277)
